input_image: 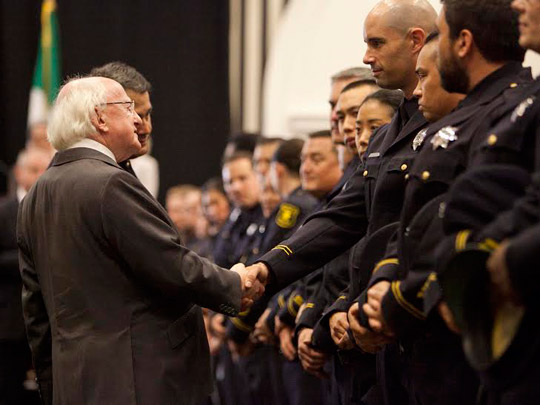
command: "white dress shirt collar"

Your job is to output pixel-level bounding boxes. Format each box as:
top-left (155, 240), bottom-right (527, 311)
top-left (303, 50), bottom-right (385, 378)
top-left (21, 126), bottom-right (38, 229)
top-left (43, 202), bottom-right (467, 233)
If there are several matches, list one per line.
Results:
top-left (68, 138), bottom-right (116, 162)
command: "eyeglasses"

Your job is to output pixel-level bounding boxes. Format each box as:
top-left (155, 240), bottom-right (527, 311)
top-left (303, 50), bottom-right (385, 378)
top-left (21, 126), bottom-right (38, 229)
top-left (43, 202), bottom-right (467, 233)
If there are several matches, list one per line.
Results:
top-left (100, 100), bottom-right (135, 115)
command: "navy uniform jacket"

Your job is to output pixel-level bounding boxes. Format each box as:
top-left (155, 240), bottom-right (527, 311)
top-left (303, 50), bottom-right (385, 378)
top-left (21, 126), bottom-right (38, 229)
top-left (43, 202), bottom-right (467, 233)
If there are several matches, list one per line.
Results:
top-left (228, 187), bottom-right (318, 341)
top-left (442, 77), bottom-right (540, 308)
top-left (364, 62), bottom-right (533, 333)
top-left (213, 204), bottom-right (264, 269)
top-left (258, 96), bottom-right (425, 288)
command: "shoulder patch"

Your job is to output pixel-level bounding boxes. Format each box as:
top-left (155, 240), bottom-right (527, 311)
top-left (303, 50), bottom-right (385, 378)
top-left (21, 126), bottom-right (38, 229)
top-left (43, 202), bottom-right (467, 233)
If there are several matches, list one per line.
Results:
top-left (275, 203), bottom-right (300, 229)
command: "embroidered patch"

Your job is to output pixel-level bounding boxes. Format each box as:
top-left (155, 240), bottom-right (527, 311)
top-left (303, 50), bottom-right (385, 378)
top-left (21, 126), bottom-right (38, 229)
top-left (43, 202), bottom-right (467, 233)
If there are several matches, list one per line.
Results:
top-left (275, 203), bottom-right (300, 229)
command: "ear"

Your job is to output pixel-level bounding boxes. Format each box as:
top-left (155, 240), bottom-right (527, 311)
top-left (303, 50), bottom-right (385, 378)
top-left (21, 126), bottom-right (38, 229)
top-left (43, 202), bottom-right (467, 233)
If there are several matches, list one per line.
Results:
top-left (93, 106), bottom-right (108, 133)
top-left (455, 29), bottom-right (473, 59)
top-left (276, 162), bottom-right (286, 178)
top-left (409, 28), bottom-right (427, 55)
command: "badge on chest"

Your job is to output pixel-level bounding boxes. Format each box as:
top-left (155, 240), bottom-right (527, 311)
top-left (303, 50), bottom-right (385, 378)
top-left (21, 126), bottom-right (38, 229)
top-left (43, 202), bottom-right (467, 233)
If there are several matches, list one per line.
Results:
top-left (431, 126), bottom-right (458, 150)
top-left (511, 96), bottom-right (536, 123)
top-left (412, 128), bottom-right (428, 151)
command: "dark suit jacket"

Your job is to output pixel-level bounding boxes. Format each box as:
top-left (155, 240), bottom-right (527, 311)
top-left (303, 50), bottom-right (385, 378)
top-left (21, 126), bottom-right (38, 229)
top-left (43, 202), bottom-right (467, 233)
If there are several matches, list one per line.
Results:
top-left (0, 196), bottom-right (26, 341)
top-left (17, 147), bottom-right (242, 405)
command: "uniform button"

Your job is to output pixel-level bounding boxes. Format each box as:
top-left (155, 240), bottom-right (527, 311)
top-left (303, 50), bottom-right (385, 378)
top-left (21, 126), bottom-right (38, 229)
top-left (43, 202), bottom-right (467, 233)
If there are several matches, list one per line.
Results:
top-left (404, 174), bottom-right (410, 180)
top-left (488, 134), bottom-right (498, 146)
top-left (510, 83), bottom-right (518, 88)
top-left (422, 171), bottom-right (430, 181)
top-left (363, 170), bottom-right (368, 177)
top-left (400, 164), bottom-right (408, 171)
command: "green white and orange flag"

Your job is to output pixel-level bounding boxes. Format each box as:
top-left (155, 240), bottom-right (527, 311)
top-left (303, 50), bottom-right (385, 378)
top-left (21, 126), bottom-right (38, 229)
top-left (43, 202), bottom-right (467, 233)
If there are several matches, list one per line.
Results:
top-left (28, 0), bottom-right (61, 126)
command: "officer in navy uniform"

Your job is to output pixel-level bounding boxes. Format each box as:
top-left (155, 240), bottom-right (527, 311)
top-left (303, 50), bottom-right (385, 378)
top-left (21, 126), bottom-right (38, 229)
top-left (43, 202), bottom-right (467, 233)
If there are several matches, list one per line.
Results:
top-left (432, 0), bottom-right (540, 402)
top-left (358, 4), bottom-right (531, 401)
top-left (212, 151), bottom-right (264, 405)
top-left (228, 139), bottom-right (326, 405)
top-left (245, 3), bottom-right (437, 403)
top-left (213, 152), bottom-right (264, 269)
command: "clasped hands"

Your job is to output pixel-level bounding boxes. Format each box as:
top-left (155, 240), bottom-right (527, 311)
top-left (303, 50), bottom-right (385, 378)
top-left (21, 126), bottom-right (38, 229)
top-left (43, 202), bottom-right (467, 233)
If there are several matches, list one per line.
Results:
top-left (337, 281), bottom-right (394, 353)
top-left (231, 262), bottom-right (270, 311)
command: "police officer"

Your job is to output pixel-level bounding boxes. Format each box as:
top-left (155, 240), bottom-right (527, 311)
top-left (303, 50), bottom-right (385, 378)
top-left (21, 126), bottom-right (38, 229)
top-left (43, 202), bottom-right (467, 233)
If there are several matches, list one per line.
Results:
top-left (433, 0), bottom-right (540, 402)
top-left (359, 2), bottom-right (530, 403)
top-left (213, 152), bottom-right (265, 269)
top-left (243, 3), bottom-right (437, 403)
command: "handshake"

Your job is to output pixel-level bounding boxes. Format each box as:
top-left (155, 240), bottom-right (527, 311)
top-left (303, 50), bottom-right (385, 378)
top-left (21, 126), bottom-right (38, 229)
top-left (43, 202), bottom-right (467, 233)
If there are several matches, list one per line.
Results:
top-left (231, 262), bottom-right (270, 311)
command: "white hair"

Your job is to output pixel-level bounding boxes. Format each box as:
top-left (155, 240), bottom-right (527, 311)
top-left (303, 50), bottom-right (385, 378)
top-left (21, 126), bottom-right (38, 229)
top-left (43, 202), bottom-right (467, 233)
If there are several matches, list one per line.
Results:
top-left (47, 77), bottom-right (107, 150)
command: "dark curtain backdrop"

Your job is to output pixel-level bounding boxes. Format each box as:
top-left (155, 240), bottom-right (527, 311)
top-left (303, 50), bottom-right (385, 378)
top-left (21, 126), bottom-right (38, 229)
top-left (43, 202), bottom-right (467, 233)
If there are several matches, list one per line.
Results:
top-left (0, 0), bottom-right (230, 202)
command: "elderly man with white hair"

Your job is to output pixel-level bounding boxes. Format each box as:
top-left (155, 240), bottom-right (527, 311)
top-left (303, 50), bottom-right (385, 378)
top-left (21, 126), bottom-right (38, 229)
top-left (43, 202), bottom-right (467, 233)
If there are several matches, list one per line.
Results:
top-left (17, 76), bottom-right (261, 405)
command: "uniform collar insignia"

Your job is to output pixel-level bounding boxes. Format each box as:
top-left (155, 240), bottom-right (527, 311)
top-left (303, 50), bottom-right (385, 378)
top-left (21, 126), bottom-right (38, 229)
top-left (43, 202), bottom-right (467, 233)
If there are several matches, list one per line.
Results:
top-left (412, 128), bottom-right (428, 151)
top-left (431, 126), bottom-right (458, 150)
top-left (511, 96), bottom-right (536, 123)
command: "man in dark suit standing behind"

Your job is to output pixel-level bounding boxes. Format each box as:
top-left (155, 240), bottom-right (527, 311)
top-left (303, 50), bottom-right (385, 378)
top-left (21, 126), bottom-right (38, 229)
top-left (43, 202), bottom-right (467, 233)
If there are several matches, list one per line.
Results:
top-left (17, 76), bottom-right (259, 405)
top-left (0, 147), bottom-right (51, 405)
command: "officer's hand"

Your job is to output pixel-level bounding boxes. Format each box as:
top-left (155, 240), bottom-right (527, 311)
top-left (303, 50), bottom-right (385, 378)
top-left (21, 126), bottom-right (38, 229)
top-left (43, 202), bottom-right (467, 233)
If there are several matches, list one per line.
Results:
top-left (244, 262), bottom-right (270, 288)
top-left (364, 281), bottom-right (393, 335)
top-left (437, 301), bottom-right (461, 334)
top-left (486, 240), bottom-right (521, 304)
top-left (297, 328), bottom-right (329, 379)
top-left (329, 312), bottom-right (353, 349)
top-left (231, 263), bottom-right (265, 310)
top-left (253, 308), bottom-right (276, 345)
top-left (278, 325), bottom-right (297, 361)
top-left (348, 302), bottom-right (392, 353)
top-left (296, 303), bottom-right (307, 322)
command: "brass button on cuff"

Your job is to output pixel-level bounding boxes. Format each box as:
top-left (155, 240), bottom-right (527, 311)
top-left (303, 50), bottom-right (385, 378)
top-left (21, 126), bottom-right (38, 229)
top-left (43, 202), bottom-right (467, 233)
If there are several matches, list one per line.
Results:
top-left (400, 164), bottom-right (408, 171)
top-left (422, 171), bottom-right (430, 181)
top-left (488, 134), bottom-right (498, 146)
top-left (363, 170), bottom-right (368, 177)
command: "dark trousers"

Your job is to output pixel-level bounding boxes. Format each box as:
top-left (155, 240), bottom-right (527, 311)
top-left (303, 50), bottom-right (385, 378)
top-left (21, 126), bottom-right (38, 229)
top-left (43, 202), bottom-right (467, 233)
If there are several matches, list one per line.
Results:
top-left (282, 359), bottom-right (325, 405)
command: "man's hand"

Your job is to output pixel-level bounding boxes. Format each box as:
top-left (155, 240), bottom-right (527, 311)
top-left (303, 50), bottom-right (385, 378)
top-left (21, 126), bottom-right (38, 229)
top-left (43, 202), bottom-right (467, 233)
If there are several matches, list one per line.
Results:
top-left (348, 302), bottom-right (392, 353)
top-left (244, 262), bottom-right (270, 288)
top-left (363, 281), bottom-right (393, 335)
top-left (297, 328), bottom-right (329, 378)
top-left (278, 325), bottom-right (297, 361)
top-left (253, 308), bottom-right (276, 345)
top-left (486, 240), bottom-right (521, 304)
top-left (329, 312), bottom-right (354, 350)
top-left (231, 263), bottom-right (265, 310)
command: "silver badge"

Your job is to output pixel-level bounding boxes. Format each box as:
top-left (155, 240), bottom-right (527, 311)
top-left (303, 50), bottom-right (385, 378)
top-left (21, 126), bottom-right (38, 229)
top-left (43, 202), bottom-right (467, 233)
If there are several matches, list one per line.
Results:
top-left (229, 208), bottom-right (241, 222)
top-left (246, 223), bottom-right (258, 236)
top-left (431, 126), bottom-right (458, 150)
top-left (511, 96), bottom-right (536, 123)
top-left (412, 129), bottom-right (428, 151)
